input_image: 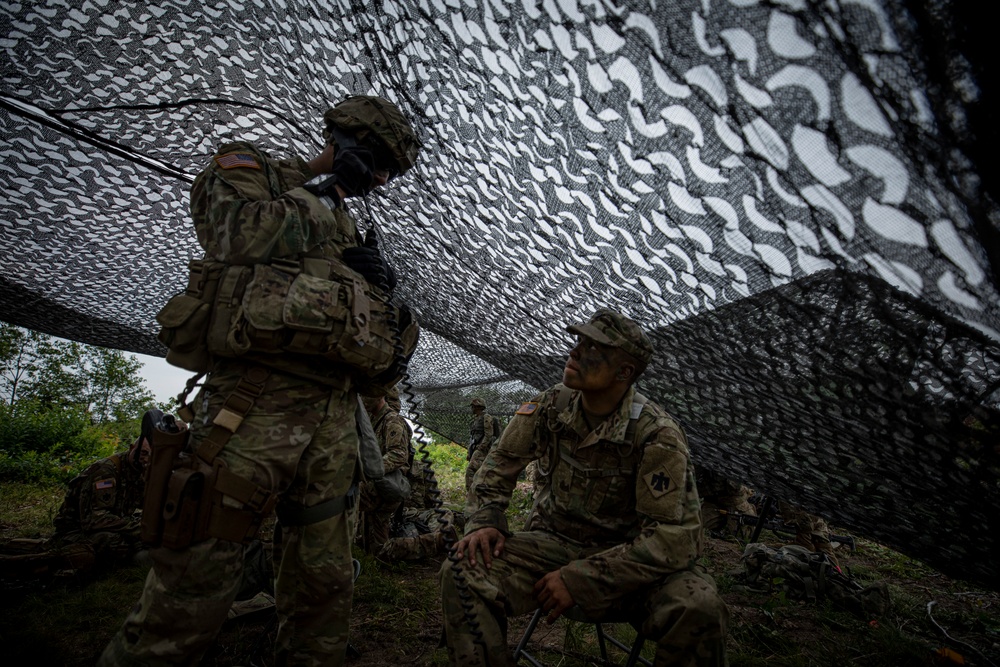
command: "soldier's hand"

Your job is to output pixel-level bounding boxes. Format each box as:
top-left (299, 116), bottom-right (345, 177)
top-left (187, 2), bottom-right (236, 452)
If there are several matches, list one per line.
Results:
top-left (342, 229), bottom-right (396, 291)
top-left (332, 145), bottom-right (376, 196)
top-left (534, 570), bottom-right (575, 624)
top-left (453, 527), bottom-right (505, 570)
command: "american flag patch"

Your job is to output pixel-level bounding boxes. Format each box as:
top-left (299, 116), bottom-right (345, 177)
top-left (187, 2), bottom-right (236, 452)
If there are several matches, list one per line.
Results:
top-left (95, 478), bottom-right (115, 490)
top-left (214, 152), bottom-right (260, 170)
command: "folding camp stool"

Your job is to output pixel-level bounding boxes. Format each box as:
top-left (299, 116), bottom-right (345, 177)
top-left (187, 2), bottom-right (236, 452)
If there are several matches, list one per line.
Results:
top-left (513, 605), bottom-right (652, 667)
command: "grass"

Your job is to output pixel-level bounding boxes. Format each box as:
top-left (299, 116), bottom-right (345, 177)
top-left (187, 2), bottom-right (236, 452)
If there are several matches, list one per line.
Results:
top-left (2, 444), bottom-right (1000, 666)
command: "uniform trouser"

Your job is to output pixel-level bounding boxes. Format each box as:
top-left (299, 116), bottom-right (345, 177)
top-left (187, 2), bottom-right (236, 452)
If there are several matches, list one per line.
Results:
top-left (355, 483), bottom-right (401, 555)
top-left (98, 363), bottom-right (359, 667)
top-left (440, 531), bottom-right (729, 667)
top-left (465, 447), bottom-right (487, 492)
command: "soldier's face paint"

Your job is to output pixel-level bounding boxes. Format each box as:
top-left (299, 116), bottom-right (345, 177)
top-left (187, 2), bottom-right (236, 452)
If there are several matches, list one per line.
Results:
top-left (563, 335), bottom-right (619, 391)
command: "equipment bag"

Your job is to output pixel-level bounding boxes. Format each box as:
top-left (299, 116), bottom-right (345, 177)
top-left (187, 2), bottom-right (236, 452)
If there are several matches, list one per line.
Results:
top-left (157, 256), bottom-right (419, 379)
top-left (739, 543), bottom-right (889, 617)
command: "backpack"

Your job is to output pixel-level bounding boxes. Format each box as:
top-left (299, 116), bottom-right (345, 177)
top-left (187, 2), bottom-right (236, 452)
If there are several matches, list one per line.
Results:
top-left (738, 543), bottom-right (890, 617)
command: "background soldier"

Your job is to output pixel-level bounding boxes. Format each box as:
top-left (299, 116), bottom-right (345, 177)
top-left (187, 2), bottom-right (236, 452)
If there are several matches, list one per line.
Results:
top-left (778, 501), bottom-right (841, 569)
top-left (99, 96), bottom-right (421, 667)
top-left (696, 467), bottom-right (756, 536)
top-left (357, 387), bottom-right (413, 555)
top-left (465, 397), bottom-right (499, 492)
top-left (441, 309), bottom-right (729, 667)
top-left (0, 423), bottom-right (155, 579)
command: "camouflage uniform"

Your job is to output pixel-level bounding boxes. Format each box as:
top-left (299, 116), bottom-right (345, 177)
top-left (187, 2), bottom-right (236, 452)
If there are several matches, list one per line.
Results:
top-left (778, 501), bottom-right (840, 568)
top-left (465, 410), bottom-right (499, 491)
top-left (696, 467), bottom-right (756, 534)
top-left (441, 383), bottom-right (729, 667)
top-left (356, 399), bottom-right (412, 554)
top-left (0, 451), bottom-right (144, 577)
top-left (100, 141), bottom-right (370, 667)
top-left (377, 507), bottom-right (458, 561)
top-left (405, 455), bottom-right (437, 512)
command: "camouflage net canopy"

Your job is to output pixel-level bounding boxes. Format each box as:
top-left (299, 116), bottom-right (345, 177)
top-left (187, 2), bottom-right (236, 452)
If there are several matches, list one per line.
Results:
top-left (2, 1), bottom-right (999, 588)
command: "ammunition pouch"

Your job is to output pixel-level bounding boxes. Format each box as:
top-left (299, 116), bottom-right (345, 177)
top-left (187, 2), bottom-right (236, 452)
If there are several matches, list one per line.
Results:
top-left (156, 259), bottom-right (227, 373)
top-left (156, 256), bottom-right (418, 378)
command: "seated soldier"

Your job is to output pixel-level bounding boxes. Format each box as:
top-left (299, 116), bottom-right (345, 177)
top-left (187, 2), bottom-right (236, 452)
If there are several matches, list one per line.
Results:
top-left (0, 409), bottom-right (173, 578)
top-left (377, 506), bottom-right (464, 562)
top-left (440, 309), bottom-right (729, 667)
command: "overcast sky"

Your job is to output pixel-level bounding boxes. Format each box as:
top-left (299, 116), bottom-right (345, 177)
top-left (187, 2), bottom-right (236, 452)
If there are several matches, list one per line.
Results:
top-left (135, 352), bottom-right (198, 405)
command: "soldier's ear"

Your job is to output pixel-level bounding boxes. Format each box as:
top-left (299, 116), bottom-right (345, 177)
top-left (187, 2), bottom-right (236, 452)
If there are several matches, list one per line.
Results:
top-left (615, 363), bottom-right (635, 382)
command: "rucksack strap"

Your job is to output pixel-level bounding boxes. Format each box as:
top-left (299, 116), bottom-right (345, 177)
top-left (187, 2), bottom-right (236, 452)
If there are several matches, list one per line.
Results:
top-left (623, 393), bottom-right (648, 448)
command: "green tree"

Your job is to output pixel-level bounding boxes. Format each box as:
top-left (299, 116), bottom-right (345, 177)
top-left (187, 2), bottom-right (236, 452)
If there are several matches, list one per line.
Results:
top-left (0, 323), bottom-right (155, 423)
top-left (0, 323), bottom-right (72, 405)
top-left (76, 346), bottom-right (155, 424)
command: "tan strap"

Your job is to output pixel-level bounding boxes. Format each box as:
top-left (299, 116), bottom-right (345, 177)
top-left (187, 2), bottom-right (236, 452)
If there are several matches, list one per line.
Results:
top-left (196, 366), bottom-right (270, 465)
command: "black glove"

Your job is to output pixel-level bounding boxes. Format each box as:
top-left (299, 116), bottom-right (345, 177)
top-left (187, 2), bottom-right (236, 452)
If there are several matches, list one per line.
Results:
top-left (332, 146), bottom-right (376, 196)
top-left (342, 230), bottom-right (397, 291)
top-left (303, 146), bottom-right (376, 206)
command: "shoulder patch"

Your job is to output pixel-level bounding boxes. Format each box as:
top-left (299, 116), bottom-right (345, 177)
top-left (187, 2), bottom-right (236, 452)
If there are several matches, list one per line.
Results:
top-left (95, 478), bottom-right (116, 490)
top-left (215, 152), bottom-right (261, 170)
top-left (516, 402), bottom-right (539, 416)
top-left (643, 466), bottom-right (673, 498)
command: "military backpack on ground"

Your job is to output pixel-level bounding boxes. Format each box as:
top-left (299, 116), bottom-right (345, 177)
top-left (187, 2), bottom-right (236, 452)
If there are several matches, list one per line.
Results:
top-left (738, 543), bottom-right (889, 617)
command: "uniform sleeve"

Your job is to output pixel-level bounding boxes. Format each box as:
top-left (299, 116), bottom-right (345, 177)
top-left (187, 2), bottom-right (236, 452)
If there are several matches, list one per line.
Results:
top-left (381, 414), bottom-right (411, 475)
top-left (191, 142), bottom-right (343, 264)
top-left (77, 461), bottom-right (131, 533)
top-left (464, 397), bottom-right (543, 535)
top-left (559, 419), bottom-right (703, 606)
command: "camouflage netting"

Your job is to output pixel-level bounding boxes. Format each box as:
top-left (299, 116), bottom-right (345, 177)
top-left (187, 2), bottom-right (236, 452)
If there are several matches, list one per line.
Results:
top-left (2, 1), bottom-right (998, 588)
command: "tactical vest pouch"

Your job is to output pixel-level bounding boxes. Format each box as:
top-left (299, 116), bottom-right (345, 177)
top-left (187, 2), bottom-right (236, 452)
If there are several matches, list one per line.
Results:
top-left (156, 260), bottom-right (227, 373)
top-left (216, 260), bottom-right (400, 376)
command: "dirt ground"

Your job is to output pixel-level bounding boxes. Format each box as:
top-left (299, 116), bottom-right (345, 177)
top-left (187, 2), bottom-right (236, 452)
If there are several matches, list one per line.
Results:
top-left (199, 530), bottom-right (1000, 667)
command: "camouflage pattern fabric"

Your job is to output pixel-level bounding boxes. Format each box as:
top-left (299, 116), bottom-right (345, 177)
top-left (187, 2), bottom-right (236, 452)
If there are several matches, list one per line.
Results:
top-left (356, 401), bottom-right (412, 554)
top-left (0, 451), bottom-right (145, 579)
top-left (464, 412), bottom-right (498, 491)
top-left (54, 452), bottom-right (145, 536)
top-left (778, 501), bottom-right (840, 569)
top-left (440, 532), bottom-right (728, 667)
top-left (100, 363), bottom-right (359, 667)
top-left (100, 141), bottom-right (368, 667)
top-left (738, 543), bottom-right (887, 617)
top-left (696, 468), bottom-right (756, 534)
top-left (442, 383), bottom-right (728, 666)
top-left (405, 457), bottom-right (437, 512)
top-left (377, 508), bottom-right (455, 562)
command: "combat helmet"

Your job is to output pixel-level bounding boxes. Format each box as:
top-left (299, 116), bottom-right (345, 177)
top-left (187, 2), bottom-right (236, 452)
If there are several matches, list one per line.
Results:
top-left (323, 96), bottom-right (421, 176)
top-left (470, 398), bottom-right (486, 408)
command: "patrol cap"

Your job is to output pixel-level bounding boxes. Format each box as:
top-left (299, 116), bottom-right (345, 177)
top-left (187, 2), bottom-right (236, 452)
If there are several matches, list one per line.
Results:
top-left (386, 385), bottom-right (402, 412)
top-left (323, 95), bottom-right (421, 175)
top-left (566, 308), bottom-right (653, 365)
top-left (470, 397), bottom-right (486, 408)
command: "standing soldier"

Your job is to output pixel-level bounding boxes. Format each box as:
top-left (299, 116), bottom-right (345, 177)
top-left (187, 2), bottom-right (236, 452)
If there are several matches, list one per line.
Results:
top-left (99, 96), bottom-right (421, 667)
top-left (465, 397), bottom-right (499, 492)
top-left (442, 309), bottom-right (729, 667)
top-left (357, 387), bottom-right (412, 555)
